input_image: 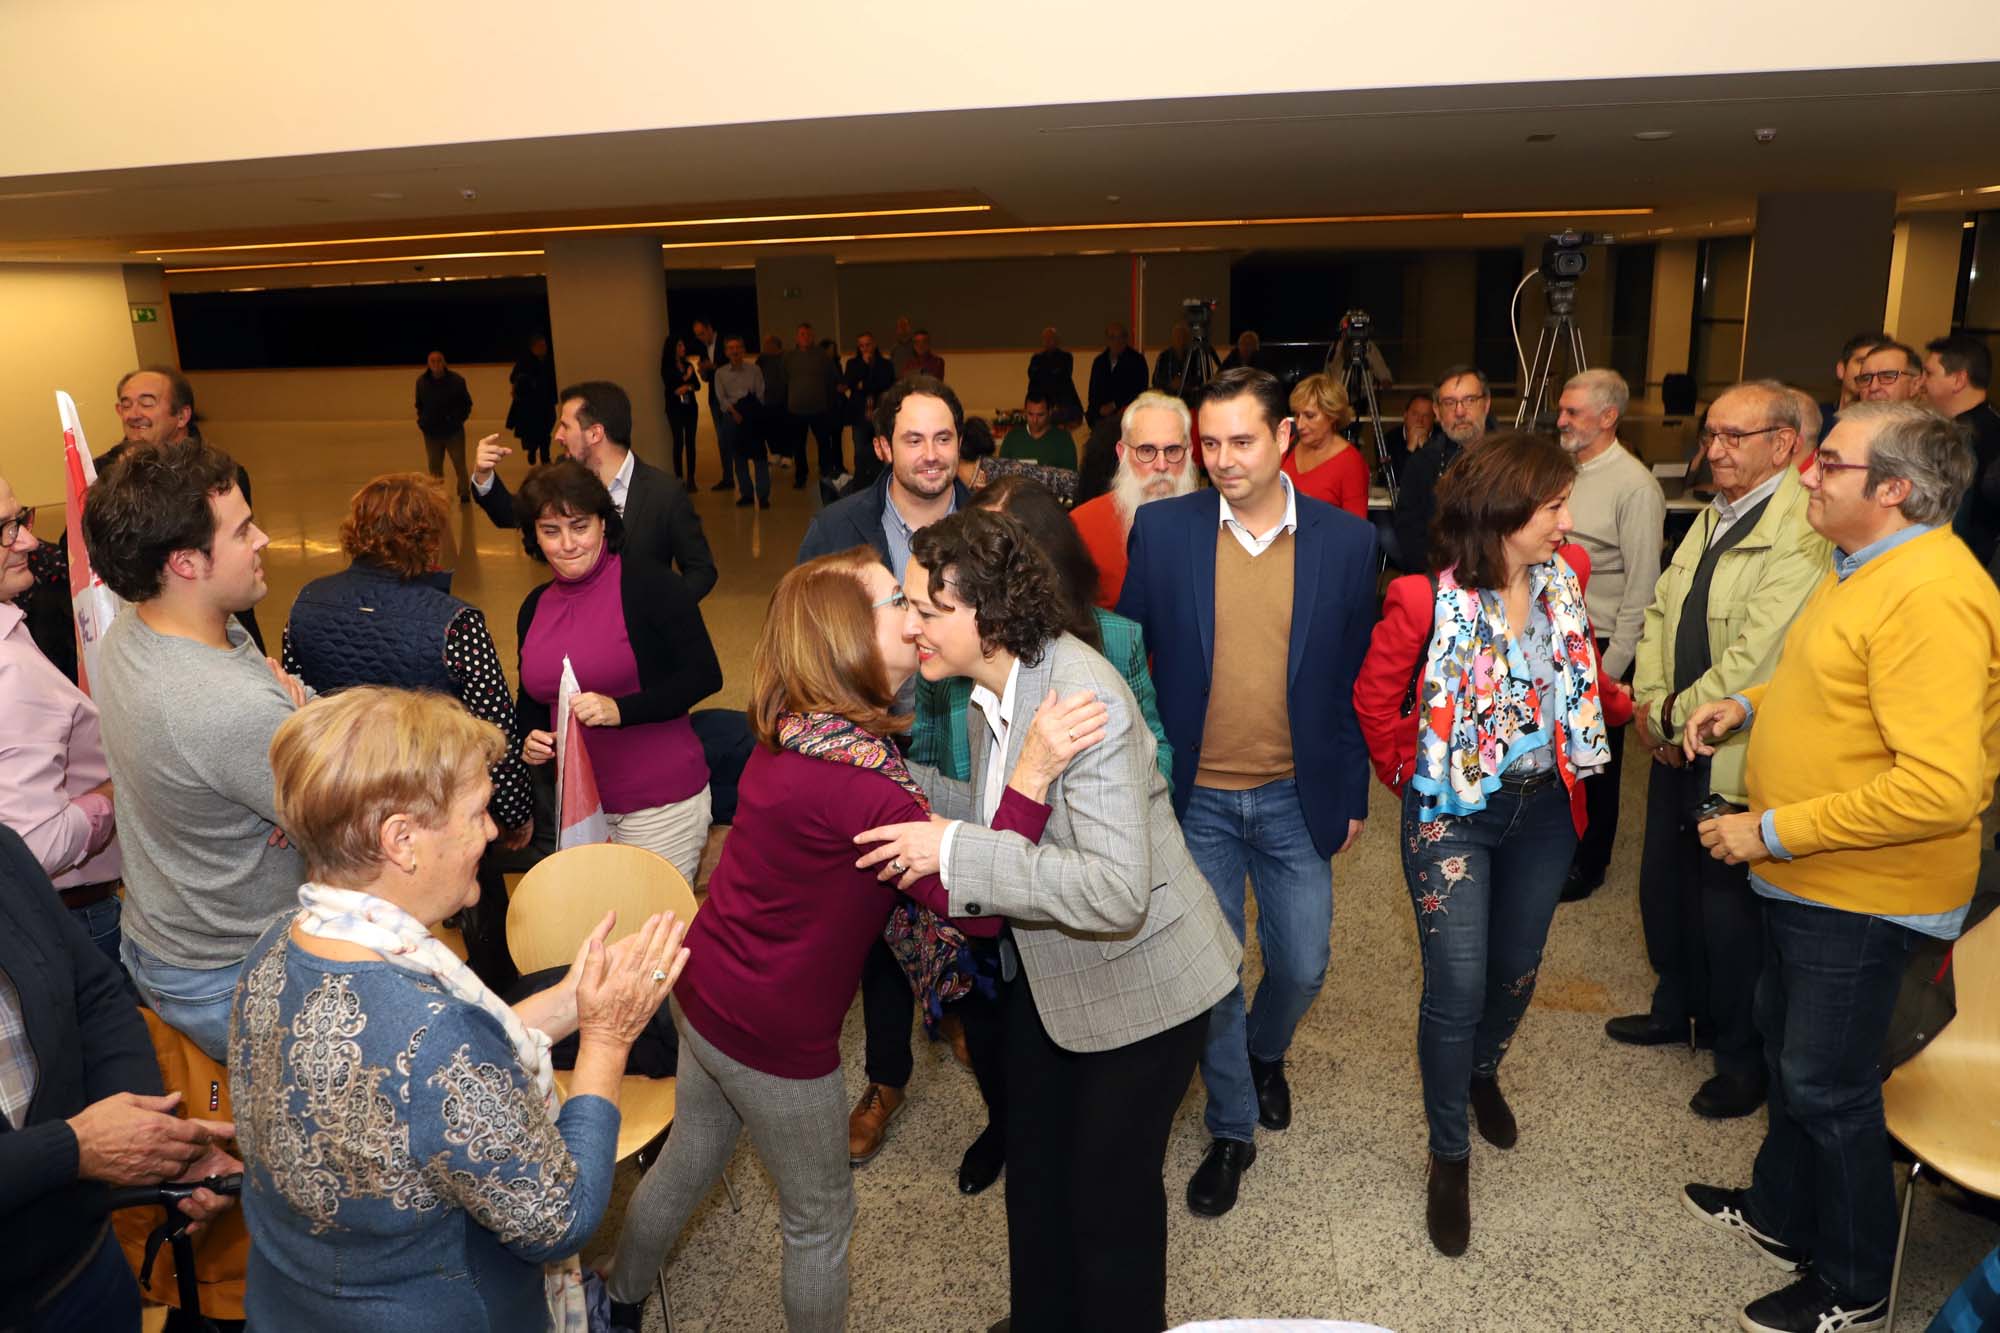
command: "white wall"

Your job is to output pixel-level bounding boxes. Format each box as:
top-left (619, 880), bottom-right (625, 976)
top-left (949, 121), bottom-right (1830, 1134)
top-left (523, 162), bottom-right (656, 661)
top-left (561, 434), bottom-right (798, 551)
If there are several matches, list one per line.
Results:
top-left (0, 264), bottom-right (140, 505)
top-left (8, 0), bottom-right (1999, 177)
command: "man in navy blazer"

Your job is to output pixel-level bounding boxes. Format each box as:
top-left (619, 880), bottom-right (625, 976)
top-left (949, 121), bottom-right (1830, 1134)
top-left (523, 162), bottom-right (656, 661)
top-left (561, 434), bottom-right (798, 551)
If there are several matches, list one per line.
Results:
top-left (1118, 367), bottom-right (1377, 1218)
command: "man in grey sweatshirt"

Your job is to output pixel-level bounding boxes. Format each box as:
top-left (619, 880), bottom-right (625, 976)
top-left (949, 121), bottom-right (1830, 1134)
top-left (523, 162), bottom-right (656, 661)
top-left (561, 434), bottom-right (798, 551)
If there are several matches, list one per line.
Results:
top-left (82, 439), bottom-right (308, 1059)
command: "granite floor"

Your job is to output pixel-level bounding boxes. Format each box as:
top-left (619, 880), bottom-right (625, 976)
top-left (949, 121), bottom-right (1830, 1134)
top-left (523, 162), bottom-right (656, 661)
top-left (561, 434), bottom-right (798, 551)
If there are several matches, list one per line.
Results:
top-left (210, 417), bottom-right (1995, 1332)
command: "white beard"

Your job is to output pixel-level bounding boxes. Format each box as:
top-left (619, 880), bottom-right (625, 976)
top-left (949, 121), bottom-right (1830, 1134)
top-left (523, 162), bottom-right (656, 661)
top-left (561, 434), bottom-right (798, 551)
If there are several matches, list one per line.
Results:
top-left (1112, 459), bottom-right (1197, 528)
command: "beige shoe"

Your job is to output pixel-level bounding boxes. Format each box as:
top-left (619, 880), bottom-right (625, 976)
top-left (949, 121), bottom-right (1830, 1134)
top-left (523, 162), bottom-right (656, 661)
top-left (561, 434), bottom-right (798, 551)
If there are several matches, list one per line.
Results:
top-left (847, 1083), bottom-right (906, 1165)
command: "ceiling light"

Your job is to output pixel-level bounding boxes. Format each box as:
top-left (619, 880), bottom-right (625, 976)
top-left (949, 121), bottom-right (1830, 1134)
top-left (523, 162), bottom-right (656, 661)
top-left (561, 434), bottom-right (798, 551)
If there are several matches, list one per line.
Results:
top-left (368, 191), bottom-right (405, 200)
top-left (165, 248), bottom-right (544, 274)
top-left (1632, 130), bottom-right (1674, 141)
top-left (139, 204), bottom-right (994, 255)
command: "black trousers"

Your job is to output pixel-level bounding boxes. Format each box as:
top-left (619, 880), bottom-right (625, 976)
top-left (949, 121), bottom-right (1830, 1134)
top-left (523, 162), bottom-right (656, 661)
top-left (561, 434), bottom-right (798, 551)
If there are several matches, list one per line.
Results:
top-left (1571, 637), bottom-right (1627, 884)
top-left (666, 405), bottom-right (698, 480)
top-left (1637, 757), bottom-right (1765, 1078)
top-left (957, 943), bottom-right (1010, 1132)
top-left (860, 937), bottom-right (916, 1087)
top-left (1005, 966), bottom-right (1206, 1333)
top-left (462, 851), bottom-right (519, 996)
top-left (793, 410), bottom-right (842, 477)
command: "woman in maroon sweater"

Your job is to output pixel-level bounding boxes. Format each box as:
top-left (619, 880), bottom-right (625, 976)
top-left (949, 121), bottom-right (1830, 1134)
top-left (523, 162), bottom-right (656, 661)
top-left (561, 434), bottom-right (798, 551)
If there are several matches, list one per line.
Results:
top-left (606, 547), bottom-right (1105, 1331)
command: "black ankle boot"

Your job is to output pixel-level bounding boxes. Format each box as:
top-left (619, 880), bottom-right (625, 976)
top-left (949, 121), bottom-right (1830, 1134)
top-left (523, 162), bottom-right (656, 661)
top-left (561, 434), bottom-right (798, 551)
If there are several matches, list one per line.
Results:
top-left (1427, 1152), bottom-right (1470, 1256)
top-left (1469, 1075), bottom-right (1518, 1149)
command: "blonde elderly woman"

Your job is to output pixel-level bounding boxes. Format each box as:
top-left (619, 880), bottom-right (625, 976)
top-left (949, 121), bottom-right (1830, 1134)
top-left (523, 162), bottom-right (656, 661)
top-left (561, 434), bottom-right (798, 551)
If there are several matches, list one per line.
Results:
top-left (228, 687), bottom-right (689, 1333)
top-left (1282, 371), bottom-right (1368, 518)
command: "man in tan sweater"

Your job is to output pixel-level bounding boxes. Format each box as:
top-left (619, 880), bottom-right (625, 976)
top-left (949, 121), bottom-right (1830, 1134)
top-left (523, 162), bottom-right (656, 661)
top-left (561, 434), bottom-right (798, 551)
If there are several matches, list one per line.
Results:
top-left (1118, 367), bottom-right (1380, 1219)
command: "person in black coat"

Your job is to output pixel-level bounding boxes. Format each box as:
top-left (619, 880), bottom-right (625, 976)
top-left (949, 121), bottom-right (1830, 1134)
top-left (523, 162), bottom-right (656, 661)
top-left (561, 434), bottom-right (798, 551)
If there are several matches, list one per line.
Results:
top-left (1390, 365), bottom-right (1492, 573)
top-left (662, 335), bottom-right (704, 486)
top-left (0, 823), bottom-right (238, 1332)
top-left (415, 351), bottom-right (475, 500)
top-left (843, 332), bottom-right (900, 492)
top-left (506, 336), bottom-right (557, 465)
top-left (1027, 326), bottom-right (1084, 426)
top-left (469, 379), bottom-right (719, 600)
top-left (1087, 323), bottom-right (1150, 424)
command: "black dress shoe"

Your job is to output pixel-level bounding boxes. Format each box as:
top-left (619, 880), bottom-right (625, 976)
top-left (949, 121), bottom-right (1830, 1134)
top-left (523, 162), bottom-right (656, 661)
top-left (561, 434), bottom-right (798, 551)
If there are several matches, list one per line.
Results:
top-left (1249, 1055), bottom-right (1291, 1130)
top-left (1559, 868), bottom-right (1603, 902)
top-left (1605, 1013), bottom-right (1686, 1046)
top-left (958, 1123), bottom-right (1005, 1195)
top-left (734, 496), bottom-right (755, 508)
top-left (1186, 1138), bottom-right (1255, 1217)
top-left (1426, 1152), bottom-right (1470, 1256)
top-left (1468, 1075), bottom-right (1517, 1149)
top-left (708, 479), bottom-right (734, 492)
top-left (1690, 1070), bottom-right (1767, 1119)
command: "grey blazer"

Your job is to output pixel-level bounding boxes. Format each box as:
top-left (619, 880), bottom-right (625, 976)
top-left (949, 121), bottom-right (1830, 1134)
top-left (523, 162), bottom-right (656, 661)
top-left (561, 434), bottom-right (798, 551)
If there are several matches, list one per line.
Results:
top-left (920, 633), bottom-right (1240, 1054)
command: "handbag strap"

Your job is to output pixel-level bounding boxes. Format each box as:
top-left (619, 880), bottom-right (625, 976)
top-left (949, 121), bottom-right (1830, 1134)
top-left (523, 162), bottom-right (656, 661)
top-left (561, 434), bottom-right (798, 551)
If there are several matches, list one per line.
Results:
top-left (1399, 574), bottom-right (1438, 717)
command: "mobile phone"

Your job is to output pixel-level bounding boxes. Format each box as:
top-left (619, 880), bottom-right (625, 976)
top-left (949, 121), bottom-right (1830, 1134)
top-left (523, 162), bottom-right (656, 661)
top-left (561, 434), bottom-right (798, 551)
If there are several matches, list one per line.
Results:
top-left (1693, 794), bottom-right (1736, 823)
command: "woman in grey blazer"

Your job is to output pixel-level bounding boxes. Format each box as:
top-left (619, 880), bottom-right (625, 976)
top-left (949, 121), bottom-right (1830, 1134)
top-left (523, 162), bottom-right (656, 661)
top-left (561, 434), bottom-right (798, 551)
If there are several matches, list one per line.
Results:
top-left (856, 508), bottom-right (1239, 1333)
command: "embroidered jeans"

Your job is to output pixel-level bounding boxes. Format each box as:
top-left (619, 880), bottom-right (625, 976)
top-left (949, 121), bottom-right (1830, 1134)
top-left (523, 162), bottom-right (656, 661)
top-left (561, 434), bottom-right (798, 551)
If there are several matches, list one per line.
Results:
top-left (1400, 780), bottom-right (1575, 1160)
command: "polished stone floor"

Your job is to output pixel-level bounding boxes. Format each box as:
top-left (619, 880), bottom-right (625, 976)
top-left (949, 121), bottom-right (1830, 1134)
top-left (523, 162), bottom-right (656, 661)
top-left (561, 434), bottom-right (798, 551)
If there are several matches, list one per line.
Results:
top-left (215, 415), bottom-right (1992, 1333)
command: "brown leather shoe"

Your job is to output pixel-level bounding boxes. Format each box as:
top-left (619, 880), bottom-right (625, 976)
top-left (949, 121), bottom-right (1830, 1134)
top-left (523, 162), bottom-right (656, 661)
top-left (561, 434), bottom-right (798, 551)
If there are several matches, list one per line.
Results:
top-left (847, 1083), bottom-right (906, 1165)
top-left (1426, 1152), bottom-right (1470, 1257)
top-left (940, 1012), bottom-right (972, 1069)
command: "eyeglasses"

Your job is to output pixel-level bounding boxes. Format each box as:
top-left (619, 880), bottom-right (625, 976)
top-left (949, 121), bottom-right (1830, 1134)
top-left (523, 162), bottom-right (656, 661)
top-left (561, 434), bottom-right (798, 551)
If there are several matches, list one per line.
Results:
top-left (1128, 443), bottom-right (1189, 465)
top-left (872, 588), bottom-right (908, 611)
top-left (1699, 425), bottom-right (1789, 449)
top-left (1437, 394), bottom-right (1489, 411)
top-left (0, 507), bottom-right (33, 546)
top-left (1809, 450), bottom-right (1871, 476)
top-left (1853, 369), bottom-right (1918, 387)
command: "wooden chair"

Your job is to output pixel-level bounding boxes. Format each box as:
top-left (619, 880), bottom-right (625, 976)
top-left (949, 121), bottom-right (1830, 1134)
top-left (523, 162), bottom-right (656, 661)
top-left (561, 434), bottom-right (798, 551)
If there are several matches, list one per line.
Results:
top-left (1883, 908), bottom-right (2000, 1329)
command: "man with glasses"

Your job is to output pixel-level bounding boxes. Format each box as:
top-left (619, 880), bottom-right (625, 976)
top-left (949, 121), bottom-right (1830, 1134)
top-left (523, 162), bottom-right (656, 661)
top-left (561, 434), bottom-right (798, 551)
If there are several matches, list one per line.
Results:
top-left (1853, 342), bottom-right (1926, 404)
top-left (1069, 391), bottom-right (1199, 609)
top-left (1613, 381), bottom-right (1829, 1122)
top-left (1678, 401), bottom-right (2000, 1333)
top-left (1390, 364), bottom-right (1491, 572)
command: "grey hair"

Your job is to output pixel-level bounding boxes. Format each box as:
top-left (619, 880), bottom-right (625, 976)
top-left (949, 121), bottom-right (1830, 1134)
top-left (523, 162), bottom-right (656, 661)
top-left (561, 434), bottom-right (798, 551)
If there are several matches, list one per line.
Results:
top-left (1120, 389), bottom-right (1192, 443)
top-left (1563, 368), bottom-right (1629, 418)
top-left (1838, 401), bottom-right (1974, 524)
top-left (1786, 387), bottom-right (1823, 448)
top-left (1729, 379), bottom-right (1804, 433)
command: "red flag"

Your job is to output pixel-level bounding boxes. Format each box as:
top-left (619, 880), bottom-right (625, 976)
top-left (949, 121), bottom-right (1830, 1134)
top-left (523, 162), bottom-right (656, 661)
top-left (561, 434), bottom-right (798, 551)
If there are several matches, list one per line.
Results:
top-left (56, 391), bottom-right (123, 696)
top-left (555, 657), bottom-right (610, 848)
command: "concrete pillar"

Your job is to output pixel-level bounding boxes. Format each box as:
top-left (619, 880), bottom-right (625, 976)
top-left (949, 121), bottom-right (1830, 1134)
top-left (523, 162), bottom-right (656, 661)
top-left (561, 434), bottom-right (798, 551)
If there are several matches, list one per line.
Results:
top-left (1643, 241), bottom-right (1699, 407)
top-left (121, 263), bottom-right (178, 369)
top-left (543, 235), bottom-right (670, 469)
top-left (756, 256), bottom-right (841, 350)
top-left (1742, 190), bottom-right (1896, 386)
top-left (1883, 213), bottom-right (1964, 348)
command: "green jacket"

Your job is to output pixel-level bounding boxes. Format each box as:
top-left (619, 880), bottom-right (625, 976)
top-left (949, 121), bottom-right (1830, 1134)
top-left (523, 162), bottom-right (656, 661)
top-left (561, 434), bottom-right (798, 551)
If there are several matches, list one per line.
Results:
top-left (1631, 468), bottom-right (1829, 803)
top-left (909, 607), bottom-right (1173, 783)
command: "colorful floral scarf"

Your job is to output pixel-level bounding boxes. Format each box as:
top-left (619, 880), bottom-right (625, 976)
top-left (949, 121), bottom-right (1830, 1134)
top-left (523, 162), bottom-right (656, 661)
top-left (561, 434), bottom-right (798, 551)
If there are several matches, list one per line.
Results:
top-left (775, 711), bottom-right (976, 1031)
top-left (294, 883), bottom-right (587, 1333)
top-left (1408, 556), bottom-right (1609, 822)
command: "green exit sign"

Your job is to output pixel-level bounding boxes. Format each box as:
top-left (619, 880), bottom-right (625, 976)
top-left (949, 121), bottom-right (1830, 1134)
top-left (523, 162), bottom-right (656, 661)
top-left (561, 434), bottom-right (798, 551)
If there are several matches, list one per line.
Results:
top-left (130, 306), bottom-right (159, 323)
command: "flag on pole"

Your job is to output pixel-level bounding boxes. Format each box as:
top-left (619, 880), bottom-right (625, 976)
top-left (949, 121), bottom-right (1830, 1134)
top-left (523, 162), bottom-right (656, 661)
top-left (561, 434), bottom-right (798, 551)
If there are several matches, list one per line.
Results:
top-left (56, 391), bottom-right (125, 697)
top-left (554, 656), bottom-right (610, 849)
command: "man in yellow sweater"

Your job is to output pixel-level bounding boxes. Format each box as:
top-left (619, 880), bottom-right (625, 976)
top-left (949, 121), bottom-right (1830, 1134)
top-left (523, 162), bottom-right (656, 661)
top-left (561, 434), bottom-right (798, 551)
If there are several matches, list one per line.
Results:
top-left (1676, 401), bottom-right (2000, 1333)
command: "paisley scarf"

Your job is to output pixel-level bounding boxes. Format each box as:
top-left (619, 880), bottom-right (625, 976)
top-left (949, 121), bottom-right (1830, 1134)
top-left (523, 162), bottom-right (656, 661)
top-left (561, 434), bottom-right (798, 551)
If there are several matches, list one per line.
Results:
top-left (776, 710), bottom-right (976, 1031)
top-left (1409, 555), bottom-right (1609, 822)
top-left (294, 883), bottom-right (587, 1333)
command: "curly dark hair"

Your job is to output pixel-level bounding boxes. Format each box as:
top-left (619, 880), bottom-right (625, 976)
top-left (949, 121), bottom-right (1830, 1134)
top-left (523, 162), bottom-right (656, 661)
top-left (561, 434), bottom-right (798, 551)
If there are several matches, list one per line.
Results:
top-left (514, 460), bottom-right (627, 563)
top-left (1429, 431), bottom-right (1578, 589)
top-left (907, 508), bottom-right (1063, 667)
top-left (970, 474), bottom-right (1101, 651)
top-left (82, 438), bottom-right (242, 602)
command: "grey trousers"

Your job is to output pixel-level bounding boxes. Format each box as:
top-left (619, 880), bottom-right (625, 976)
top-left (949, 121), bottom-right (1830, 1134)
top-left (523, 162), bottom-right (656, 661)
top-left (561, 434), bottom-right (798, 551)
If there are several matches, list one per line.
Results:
top-left (608, 999), bottom-right (853, 1331)
top-left (422, 429), bottom-right (469, 494)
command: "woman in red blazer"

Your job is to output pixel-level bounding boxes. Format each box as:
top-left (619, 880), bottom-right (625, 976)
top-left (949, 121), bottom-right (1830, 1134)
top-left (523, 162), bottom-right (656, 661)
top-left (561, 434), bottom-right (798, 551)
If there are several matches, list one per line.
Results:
top-left (1352, 433), bottom-right (1631, 1260)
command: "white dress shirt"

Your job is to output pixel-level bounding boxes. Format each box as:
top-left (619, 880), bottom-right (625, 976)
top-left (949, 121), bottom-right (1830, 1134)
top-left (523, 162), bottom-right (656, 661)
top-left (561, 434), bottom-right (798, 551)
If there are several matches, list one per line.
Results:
top-left (937, 657), bottom-right (1023, 888)
top-left (1706, 468), bottom-right (1786, 548)
top-left (606, 448), bottom-right (636, 516)
top-left (1217, 471), bottom-right (1300, 557)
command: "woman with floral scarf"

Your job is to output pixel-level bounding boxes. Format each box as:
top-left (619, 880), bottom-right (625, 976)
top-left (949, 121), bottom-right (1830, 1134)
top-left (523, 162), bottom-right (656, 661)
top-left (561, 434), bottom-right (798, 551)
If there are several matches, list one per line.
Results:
top-left (605, 547), bottom-right (1104, 1332)
top-left (1354, 432), bottom-right (1632, 1258)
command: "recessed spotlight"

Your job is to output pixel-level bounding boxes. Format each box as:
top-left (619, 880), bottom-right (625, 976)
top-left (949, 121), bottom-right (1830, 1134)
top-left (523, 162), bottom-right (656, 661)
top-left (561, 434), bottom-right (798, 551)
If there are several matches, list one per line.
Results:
top-left (369, 191), bottom-right (404, 200)
top-left (1633, 130), bottom-right (1674, 142)
top-left (1526, 132), bottom-right (1557, 143)
top-left (1105, 194), bottom-right (1121, 203)
top-left (1754, 128), bottom-right (1778, 143)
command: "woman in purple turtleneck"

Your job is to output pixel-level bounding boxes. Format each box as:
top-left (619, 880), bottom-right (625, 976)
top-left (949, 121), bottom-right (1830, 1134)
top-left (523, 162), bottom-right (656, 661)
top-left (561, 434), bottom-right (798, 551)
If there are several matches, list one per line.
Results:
top-left (513, 461), bottom-right (722, 881)
top-left (604, 546), bottom-right (1107, 1332)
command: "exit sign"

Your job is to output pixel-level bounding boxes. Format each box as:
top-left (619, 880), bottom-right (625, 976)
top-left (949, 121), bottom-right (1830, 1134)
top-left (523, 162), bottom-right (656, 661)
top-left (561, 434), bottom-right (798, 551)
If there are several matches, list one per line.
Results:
top-left (130, 306), bottom-right (159, 323)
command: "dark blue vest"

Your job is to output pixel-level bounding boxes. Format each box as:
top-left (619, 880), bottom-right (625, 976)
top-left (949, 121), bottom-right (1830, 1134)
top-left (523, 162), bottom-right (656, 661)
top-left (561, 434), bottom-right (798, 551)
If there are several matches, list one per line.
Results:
top-left (285, 562), bottom-right (463, 695)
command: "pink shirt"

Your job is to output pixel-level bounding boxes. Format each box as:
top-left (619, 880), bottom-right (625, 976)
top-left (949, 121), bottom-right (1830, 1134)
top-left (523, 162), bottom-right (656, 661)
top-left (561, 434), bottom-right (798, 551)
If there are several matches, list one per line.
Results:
top-left (0, 603), bottom-right (120, 889)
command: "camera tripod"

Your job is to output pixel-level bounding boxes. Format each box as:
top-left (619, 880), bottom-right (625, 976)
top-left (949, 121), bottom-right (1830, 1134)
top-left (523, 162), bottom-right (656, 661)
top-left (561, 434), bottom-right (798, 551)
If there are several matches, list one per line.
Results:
top-left (1176, 327), bottom-right (1223, 400)
top-left (1328, 328), bottom-right (1399, 504)
top-left (1514, 276), bottom-right (1588, 431)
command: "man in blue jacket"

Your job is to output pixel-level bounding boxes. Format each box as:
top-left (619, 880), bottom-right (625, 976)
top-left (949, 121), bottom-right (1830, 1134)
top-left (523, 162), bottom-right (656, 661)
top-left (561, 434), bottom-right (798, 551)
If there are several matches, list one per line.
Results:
top-left (1118, 367), bottom-right (1377, 1218)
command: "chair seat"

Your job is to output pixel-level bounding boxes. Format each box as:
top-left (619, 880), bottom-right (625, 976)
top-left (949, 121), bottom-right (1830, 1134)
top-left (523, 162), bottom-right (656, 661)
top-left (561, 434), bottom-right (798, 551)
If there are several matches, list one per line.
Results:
top-left (1885, 1047), bottom-right (2000, 1199)
top-left (555, 1071), bottom-right (677, 1162)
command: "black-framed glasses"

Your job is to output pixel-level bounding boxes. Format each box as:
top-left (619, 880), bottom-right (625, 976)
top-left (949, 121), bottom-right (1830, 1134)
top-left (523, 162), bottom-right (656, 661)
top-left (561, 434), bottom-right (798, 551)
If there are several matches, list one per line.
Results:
top-left (0, 507), bottom-right (33, 546)
top-left (1699, 425), bottom-right (1789, 449)
top-left (1437, 393), bottom-right (1489, 411)
top-left (871, 588), bottom-right (908, 611)
top-left (1128, 443), bottom-right (1189, 465)
top-left (1809, 450), bottom-right (1871, 476)
top-left (1853, 369), bottom-right (1917, 387)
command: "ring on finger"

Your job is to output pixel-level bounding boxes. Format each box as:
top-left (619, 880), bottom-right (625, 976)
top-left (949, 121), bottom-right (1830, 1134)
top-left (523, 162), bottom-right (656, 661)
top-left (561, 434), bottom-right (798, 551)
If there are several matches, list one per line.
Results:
top-left (892, 859), bottom-right (907, 873)
top-left (651, 968), bottom-right (669, 983)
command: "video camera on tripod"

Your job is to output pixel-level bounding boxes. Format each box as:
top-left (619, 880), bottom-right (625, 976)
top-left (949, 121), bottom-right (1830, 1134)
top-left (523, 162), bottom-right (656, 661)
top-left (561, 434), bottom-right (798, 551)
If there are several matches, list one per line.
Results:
top-left (1514, 230), bottom-right (1611, 428)
top-left (1175, 298), bottom-right (1223, 398)
top-left (1326, 307), bottom-right (1399, 502)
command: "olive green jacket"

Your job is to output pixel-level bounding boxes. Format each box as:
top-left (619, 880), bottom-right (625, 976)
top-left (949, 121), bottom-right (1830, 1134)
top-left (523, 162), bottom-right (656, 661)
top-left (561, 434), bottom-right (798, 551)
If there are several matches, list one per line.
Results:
top-left (1631, 469), bottom-right (1830, 803)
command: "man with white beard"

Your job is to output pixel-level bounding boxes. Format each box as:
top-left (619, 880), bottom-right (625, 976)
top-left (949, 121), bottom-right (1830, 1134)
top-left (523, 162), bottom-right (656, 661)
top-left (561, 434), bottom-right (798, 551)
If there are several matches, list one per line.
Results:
top-left (1071, 390), bottom-right (1200, 608)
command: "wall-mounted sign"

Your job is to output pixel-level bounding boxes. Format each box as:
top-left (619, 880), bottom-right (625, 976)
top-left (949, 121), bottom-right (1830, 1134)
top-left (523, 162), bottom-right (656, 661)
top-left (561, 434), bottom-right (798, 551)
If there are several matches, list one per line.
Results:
top-left (131, 306), bottom-right (159, 324)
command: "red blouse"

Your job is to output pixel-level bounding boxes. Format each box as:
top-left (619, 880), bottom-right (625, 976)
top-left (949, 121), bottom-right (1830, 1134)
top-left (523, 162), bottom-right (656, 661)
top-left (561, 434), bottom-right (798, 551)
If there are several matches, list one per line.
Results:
top-left (1281, 443), bottom-right (1370, 518)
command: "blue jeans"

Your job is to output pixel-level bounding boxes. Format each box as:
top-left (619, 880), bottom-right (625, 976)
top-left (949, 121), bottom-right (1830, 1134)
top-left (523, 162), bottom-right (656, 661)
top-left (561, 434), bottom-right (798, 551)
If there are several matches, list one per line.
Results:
top-left (1185, 779), bottom-right (1334, 1144)
top-left (1744, 897), bottom-right (1915, 1303)
top-left (121, 937), bottom-right (245, 1062)
top-left (1399, 778), bottom-right (1575, 1160)
top-left (68, 894), bottom-right (125, 970)
top-left (24, 1227), bottom-right (140, 1332)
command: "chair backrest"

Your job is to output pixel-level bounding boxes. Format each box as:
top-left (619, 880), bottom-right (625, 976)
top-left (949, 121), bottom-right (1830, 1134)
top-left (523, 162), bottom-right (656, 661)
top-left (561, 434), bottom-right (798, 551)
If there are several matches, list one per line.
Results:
top-left (506, 842), bottom-right (698, 975)
top-left (1947, 905), bottom-right (1998, 1052)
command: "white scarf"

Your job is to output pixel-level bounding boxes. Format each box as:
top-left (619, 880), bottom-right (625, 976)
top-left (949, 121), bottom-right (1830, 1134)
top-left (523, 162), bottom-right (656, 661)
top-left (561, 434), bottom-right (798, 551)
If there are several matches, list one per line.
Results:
top-left (295, 883), bottom-right (588, 1333)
